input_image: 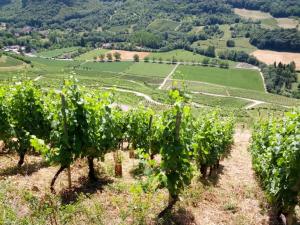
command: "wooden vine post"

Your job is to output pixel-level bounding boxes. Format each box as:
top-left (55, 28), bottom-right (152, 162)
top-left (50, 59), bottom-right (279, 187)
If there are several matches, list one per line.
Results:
top-left (61, 93), bottom-right (72, 189)
top-left (148, 115), bottom-right (154, 159)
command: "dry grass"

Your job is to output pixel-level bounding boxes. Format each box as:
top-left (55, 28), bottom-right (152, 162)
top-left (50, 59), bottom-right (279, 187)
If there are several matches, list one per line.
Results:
top-left (252, 50), bottom-right (300, 70)
top-left (276, 18), bottom-right (300, 30)
top-left (190, 129), bottom-right (269, 225)
top-left (1, 129), bottom-right (299, 224)
top-left (234, 8), bottom-right (272, 20)
top-left (108, 50), bottom-right (150, 61)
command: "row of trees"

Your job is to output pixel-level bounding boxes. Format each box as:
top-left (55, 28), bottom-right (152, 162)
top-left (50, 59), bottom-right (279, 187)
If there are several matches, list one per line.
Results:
top-left (0, 78), bottom-right (234, 214)
top-left (93, 52), bottom-right (140, 62)
top-left (250, 29), bottom-right (300, 52)
top-left (219, 49), bottom-right (260, 66)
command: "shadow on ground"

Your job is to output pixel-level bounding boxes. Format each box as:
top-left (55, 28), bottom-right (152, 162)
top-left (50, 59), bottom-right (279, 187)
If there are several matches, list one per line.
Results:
top-left (60, 175), bottom-right (113, 205)
top-left (199, 164), bottom-right (225, 187)
top-left (0, 160), bottom-right (49, 177)
top-left (156, 207), bottom-right (197, 225)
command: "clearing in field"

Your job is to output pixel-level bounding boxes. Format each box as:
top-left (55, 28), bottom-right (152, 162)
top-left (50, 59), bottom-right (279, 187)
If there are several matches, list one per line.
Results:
top-left (276, 18), bottom-right (300, 30)
top-left (174, 65), bottom-right (265, 92)
top-left (252, 50), bottom-right (300, 70)
top-left (125, 62), bottom-right (175, 77)
top-left (36, 47), bottom-right (79, 58)
top-left (108, 50), bottom-right (150, 61)
top-left (75, 48), bottom-right (109, 61)
top-left (147, 19), bottom-right (180, 32)
top-left (234, 8), bottom-right (272, 20)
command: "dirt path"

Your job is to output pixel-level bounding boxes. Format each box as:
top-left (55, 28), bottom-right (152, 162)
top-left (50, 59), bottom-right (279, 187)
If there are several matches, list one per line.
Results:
top-left (158, 63), bottom-right (180, 90)
top-left (192, 129), bottom-right (268, 225)
top-left (102, 87), bottom-right (164, 105)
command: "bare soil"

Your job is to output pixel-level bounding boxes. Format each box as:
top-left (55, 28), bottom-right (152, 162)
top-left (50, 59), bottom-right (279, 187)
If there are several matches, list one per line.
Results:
top-left (252, 50), bottom-right (300, 70)
top-left (108, 50), bottom-right (150, 61)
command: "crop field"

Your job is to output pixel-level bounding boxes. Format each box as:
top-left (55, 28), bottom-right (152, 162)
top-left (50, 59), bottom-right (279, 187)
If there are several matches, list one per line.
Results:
top-left (173, 65), bottom-right (265, 91)
top-left (252, 50), bottom-right (300, 70)
top-left (276, 18), bottom-right (300, 29)
top-left (1, 54), bottom-right (299, 110)
top-left (75, 49), bottom-right (109, 61)
top-left (108, 50), bottom-right (150, 61)
top-left (147, 19), bottom-right (180, 32)
top-left (149, 50), bottom-right (207, 63)
top-left (79, 61), bottom-right (133, 73)
top-left (234, 8), bottom-right (300, 30)
top-left (260, 18), bottom-right (279, 29)
top-left (192, 93), bottom-right (251, 108)
top-left (0, 55), bottom-right (23, 67)
top-left (124, 62), bottom-right (175, 77)
top-left (36, 47), bottom-right (80, 58)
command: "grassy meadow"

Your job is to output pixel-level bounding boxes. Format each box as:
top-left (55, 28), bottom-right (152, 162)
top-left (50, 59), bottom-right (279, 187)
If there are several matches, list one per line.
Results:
top-left (75, 49), bottom-right (109, 61)
top-left (174, 65), bottom-right (265, 91)
top-left (147, 19), bottom-right (180, 32)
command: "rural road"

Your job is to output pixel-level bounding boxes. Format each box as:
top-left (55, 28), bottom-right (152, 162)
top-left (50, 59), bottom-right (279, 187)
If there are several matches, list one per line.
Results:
top-left (158, 63), bottom-right (180, 90)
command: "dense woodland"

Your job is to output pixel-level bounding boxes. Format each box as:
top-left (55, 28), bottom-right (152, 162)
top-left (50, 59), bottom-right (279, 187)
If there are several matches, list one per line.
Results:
top-left (263, 62), bottom-right (299, 98)
top-left (226, 0), bottom-right (300, 17)
top-left (0, 0), bottom-right (299, 53)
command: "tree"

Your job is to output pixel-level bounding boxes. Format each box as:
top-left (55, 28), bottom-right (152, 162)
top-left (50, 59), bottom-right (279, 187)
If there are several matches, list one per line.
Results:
top-left (158, 57), bottom-right (163, 64)
top-left (202, 57), bottom-right (210, 66)
top-left (106, 53), bottom-right (113, 62)
top-left (171, 56), bottom-right (177, 64)
top-left (99, 54), bottom-right (105, 62)
top-left (144, 56), bottom-right (150, 63)
top-left (113, 52), bottom-right (121, 62)
top-left (205, 46), bottom-right (216, 58)
top-left (133, 54), bottom-right (139, 62)
top-left (226, 40), bottom-right (235, 47)
top-left (220, 61), bottom-right (229, 69)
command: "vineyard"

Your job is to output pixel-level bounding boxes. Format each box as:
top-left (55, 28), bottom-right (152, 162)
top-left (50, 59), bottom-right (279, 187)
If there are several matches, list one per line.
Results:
top-left (251, 111), bottom-right (300, 225)
top-left (0, 78), bottom-right (299, 224)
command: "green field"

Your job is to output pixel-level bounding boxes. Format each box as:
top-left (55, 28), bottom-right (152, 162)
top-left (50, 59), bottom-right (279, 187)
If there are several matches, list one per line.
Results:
top-left (36, 47), bottom-right (80, 58)
top-left (149, 50), bottom-right (207, 63)
top-left (0, 56), bottom-right (24, 67)
top-left (174, 65), bottom-right (265, 92)
top-left (147, 19), bottom-right (180, 32)
top-left (193, 93), bottom-right (251, 108)
top-left (75, 49), bottom-right (109, 61)
top-left (79, 61), bottom-right (133, 73)
top-left (125, 62), bottom-right (175, 77)
top-left (0, 53), bottom-right (299, 109)
top-left (175, 79), bottom-right (300, 107)
top-left (193, 25), bottom-right (257, 54)
top-left (108, 24), bottom-right (131, 33)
